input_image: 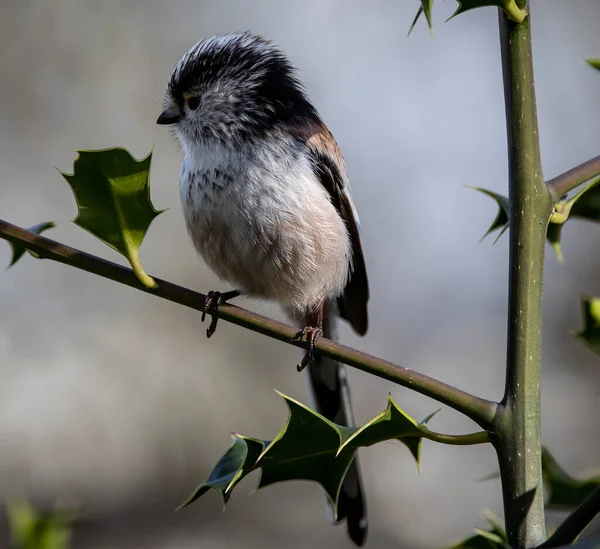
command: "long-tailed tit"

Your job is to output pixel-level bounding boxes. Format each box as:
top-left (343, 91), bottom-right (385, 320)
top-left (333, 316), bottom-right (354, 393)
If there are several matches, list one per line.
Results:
top-left (157, 32), bottom-right (369, 546)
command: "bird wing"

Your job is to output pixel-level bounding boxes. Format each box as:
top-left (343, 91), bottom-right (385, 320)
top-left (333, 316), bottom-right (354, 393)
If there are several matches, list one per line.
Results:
top-left (303, 122), bottom-right (369, 336)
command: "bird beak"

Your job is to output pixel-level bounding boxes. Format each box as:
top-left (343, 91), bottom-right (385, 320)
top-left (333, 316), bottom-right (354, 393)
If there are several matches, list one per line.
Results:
top-left (156, 109), bottom-right (181, 125)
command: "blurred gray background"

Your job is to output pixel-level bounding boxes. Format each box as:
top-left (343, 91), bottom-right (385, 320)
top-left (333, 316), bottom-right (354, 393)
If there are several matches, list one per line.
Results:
top-left (0, 1), bottom-right (599, 547)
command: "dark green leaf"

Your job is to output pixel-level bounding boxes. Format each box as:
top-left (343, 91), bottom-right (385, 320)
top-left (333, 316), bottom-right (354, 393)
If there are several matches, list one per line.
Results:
top-left (257, 394), bottom-right (358, 510)
top-left (7, 497), bottom-right (78, 549)
top-left (586, 59), bottom-right (600, 72)
top-left (543, 448), bottom-right (600, 508)
top-left (544, 176), bottom-right (600, 262)
top-left (546, 222), bottom-right (564, 263)
top-left (469, 187), bottom-right (509, 242)
top-left (7, 221), bottom-right (55, 268)
top-left (180, 435), bottom-right (265, 508)
top-left (569, 176), bottom-right (600, 222)
top-left (340, 395), bottom-right (425, 466)
top-left (573, 296), bottom-right (600, 358)
top-left (59, 148), bottom-right (164, 288)
top-left (449, 0), bottom-right (526, 23)
top-left (183, 393), bottom-right (432, 518)
top-left (408, 1), bottom-right (434, 37)
top-left (471, 184), bottom-right (594, 261)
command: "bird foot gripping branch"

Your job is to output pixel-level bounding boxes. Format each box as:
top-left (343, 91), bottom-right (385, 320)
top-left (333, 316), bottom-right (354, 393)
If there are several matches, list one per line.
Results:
top-left (201, 289), bottom-right (241, 338)
top-left (293, 325), bottom-right (323, 372)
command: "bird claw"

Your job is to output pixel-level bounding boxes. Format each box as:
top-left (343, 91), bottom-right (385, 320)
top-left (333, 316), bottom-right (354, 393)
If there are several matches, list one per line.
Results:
top-left (201, 290), bottom-right (241, 338)
top-left (294, 326), bottom-right (323, 372)
top-left (202, 291), bottom-right (223, 338)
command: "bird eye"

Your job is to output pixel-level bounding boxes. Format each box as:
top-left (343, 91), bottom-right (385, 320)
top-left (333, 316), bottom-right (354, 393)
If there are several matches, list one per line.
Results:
top-left (186, 96), bottom-right (200, 111)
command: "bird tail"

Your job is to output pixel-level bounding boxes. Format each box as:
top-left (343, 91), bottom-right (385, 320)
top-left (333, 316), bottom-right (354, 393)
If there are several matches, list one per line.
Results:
top-left (305, 307), bottom-right (367, 547)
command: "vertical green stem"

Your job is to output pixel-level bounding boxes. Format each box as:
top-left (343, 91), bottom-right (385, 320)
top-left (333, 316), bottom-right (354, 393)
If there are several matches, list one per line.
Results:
top-left (494, 3), bottom-right (553, 547)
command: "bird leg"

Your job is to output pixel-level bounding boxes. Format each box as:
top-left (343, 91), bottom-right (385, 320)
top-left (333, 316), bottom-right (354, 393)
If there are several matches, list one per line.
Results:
top-left (202, 290), bottom-right (241, 338)
top-left (294, 306), bottom-right (324, 372)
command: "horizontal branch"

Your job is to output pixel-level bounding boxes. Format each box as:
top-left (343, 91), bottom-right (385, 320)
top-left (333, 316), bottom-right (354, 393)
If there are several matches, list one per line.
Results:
top-left (540, 486), bottom-right (600, 548)
top-left (0, 218), bottom-right (497, 428)
top-left (546, 154), bottom-right (600, 202)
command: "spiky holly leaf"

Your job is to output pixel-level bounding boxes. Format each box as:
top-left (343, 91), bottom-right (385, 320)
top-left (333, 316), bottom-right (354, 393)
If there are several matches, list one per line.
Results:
top-left (6, 497), bottom-right (78, 549)
top-left (444, 512), bottom-right (507, 549)
top-left (182, 393), bottom-right (434, 519)
top-left (545, 176), bottom-right (600, 262)
top-left (586, 59), bottom-right (600, 72)
top-left (569, 176), bottom-right (600, 223)
top-left (470, 185), bottom-right (593, 261)
top-left (543, 447), bottom-right (600, 508)
top-left (573, 296), bottom-right (600, 358)
top-left (339, 395), bottom-right (427, 467)
top-left (469, 187), bottom-right (510, 243)
top-left (59, 148), bottom-right (163, 288)
top-left (7, 221), bottom-right (55, 267)
top-left (408, 0), bottom-right (526, 35)
top-left (546, 223), bottom-right (564, 264)
top-left (256, 394), bottom-right (358, 508)
top-left (449, 0), bottom-right (527, 23)
top-left (408, 1), bottom-right (434, 37)
top-left (180, 435), bottom-right (265, 508)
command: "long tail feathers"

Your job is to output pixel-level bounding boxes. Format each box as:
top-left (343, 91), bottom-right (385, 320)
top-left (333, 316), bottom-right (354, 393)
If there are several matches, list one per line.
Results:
top-left (305, 310), bottom-right (367, 547)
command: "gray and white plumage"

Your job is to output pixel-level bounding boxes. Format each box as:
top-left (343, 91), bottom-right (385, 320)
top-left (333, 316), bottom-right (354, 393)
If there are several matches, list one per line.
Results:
top-left (158, 31), bottom-right (369, 545)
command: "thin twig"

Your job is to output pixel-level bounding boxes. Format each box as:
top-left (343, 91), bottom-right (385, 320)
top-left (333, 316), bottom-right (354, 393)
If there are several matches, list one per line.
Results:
top-left (546, 154), bottom-right (600, 202)
top-left (0, 217), bottom-right (496, 428)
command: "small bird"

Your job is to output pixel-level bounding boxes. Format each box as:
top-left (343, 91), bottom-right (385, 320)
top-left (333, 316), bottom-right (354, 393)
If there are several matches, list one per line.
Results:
top-left (157, 31), bottom-right (369, 546)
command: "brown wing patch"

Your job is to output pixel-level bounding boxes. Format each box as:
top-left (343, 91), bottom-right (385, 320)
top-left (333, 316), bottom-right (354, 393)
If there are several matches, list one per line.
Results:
top-left (294, 119), bottom-right (369, 335)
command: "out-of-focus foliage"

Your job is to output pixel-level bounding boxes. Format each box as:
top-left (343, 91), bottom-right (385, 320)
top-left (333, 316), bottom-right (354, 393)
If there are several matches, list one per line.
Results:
top-left (543, 448), bottom-right (600, 509)
top-left (7, 498), bottom-right (77, 549)
top-left (443, 512), bottom-right (507, 549)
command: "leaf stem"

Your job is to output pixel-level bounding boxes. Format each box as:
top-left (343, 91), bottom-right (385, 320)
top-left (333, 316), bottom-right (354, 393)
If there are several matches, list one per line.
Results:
top-left (126, 246), bottom-right (158, 289)
top-left (495, 3), bottom-right (552, 547)
top-left (503, 0), bottom-right (528, 23)
top-left (549, 175), bottom-right (600, 224)
top-left (546, 154), bottom-right (600, 202)
top-left (0, 218), bottom-right (497, 429)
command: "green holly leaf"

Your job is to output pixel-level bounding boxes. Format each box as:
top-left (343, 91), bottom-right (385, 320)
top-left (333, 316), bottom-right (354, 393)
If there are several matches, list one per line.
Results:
top-left (573, 296), bottom-right (600, 358)
top-left (586, 59), bottom-right (600, 72)
top-left (257, 394), bottom-right (358, 509)
top-left (545, 176), bottom-right (600, 262)
top-left (449, 0), bottom-right (527, 23)
top-left (546, 223), bottom-right (564, 264)
top-left (7, 221), bottom-right (55, 267)
top-left (183, 393), bottom-right (433, 519)
top-left (180, 435), bottom-right (265, 509)
top-left (469, 187), bottom-right (510, 242)
top-left (550, 175), bottom-right (600, 224)
top-left (471, 185), bottom-right (594, 261)
top-left (569, 176), bottom-right (600, 222)
top-left (59, 148), bottom-right (164, 289)
top-left (543, 447), bottom-right (600, 508)
top-left (339, 395), bottom-right (426, 467)
top-left (408, 1), bottom-right (434, 37)
top-left (444, 511), bottom-right (507, 549)
top-left (7, 497), bottom-right (78, 549)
